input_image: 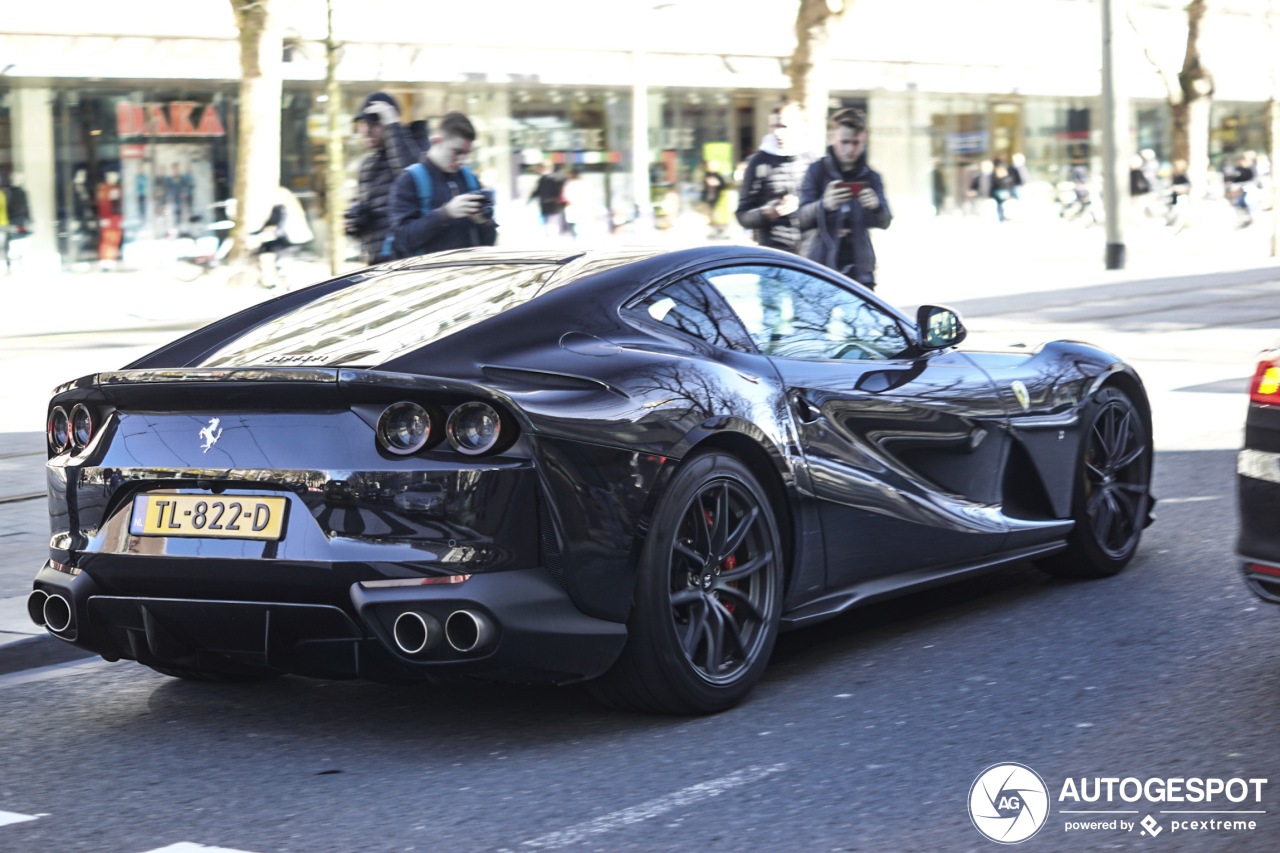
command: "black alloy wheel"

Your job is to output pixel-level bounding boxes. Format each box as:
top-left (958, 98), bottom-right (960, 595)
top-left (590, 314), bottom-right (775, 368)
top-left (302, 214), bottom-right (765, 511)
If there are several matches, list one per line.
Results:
top-left (589, 451), bottom-right (783, 714)
top-left (1038, 386), bottom-right (1153, 578)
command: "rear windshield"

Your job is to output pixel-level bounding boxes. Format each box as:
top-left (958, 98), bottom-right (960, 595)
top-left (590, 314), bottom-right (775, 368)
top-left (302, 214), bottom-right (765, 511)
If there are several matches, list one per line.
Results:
top-left (201, 264), bottom-right (558, 368)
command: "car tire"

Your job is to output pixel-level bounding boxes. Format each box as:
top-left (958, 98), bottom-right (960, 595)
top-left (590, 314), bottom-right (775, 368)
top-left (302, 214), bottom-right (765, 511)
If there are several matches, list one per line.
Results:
top-left (1037, 386), bottom-right (1153, 579)
top-left (147, 664), bottom-right (281, 683)
top-left (588, 451), bottom-right (783, 714)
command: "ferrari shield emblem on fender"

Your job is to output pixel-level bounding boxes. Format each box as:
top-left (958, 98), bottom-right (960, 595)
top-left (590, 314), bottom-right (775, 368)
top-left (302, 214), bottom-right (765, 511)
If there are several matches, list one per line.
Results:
top-left (1011, 380), bottom-right (1031, 411)
top-left (199, 417), bottom-right (223, 453)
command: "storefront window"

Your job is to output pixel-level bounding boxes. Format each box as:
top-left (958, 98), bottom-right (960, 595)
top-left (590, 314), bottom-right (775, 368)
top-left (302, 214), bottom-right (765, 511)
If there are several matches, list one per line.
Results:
top-left (50, 88), bottom-right (235, 266)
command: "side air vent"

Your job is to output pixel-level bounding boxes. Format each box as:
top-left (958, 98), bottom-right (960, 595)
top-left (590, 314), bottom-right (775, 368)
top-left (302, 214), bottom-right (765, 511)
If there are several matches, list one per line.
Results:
top-left (482, 365), bottom-right (611, 392)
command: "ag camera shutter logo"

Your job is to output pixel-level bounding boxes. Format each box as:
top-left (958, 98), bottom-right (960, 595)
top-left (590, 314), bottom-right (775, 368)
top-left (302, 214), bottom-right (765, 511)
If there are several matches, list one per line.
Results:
top-left (969, 763), bottom-right (1050, 843)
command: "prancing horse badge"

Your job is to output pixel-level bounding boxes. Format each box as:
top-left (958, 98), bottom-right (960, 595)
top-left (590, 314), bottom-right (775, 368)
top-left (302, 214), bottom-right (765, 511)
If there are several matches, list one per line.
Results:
top-left (199, 417), bottom-right (223, 453)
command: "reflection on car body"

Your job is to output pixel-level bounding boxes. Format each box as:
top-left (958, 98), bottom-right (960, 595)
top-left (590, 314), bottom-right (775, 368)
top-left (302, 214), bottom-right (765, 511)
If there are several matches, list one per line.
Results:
top-left (31, 245), bottom-right (1154, 714)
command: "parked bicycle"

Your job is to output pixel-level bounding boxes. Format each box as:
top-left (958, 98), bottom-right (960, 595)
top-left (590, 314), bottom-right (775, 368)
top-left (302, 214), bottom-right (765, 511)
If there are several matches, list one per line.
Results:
top-left (171, 200), bottom-right (239, 283)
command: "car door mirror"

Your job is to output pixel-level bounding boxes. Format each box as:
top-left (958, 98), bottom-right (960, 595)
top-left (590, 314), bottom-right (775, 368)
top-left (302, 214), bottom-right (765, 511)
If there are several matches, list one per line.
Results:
top-left (917, 305), bottom-right (967, 350)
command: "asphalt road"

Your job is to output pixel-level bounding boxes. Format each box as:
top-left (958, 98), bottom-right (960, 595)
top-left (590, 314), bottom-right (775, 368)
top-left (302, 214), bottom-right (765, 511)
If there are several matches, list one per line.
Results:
top-left (0, 262), bottom-right (1277, 851)
top-left (0, 446), bottom-right (1266, 852)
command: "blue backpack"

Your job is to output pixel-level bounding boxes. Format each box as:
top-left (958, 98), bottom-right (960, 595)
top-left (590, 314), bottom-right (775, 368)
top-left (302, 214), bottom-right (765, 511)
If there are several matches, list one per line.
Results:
top-left (380, 162), bottom-right (479, 261)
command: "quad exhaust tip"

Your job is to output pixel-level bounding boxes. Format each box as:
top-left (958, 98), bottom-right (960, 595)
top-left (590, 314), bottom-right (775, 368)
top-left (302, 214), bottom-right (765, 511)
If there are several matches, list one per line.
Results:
top-left (392, 611), bottom-right (443, 656)
top-left (444, 609), bottom-right (493, 653)
top-left (41, 593), bottom-right (74, 634)
top-left (27, 590), bottom-right (49, 627)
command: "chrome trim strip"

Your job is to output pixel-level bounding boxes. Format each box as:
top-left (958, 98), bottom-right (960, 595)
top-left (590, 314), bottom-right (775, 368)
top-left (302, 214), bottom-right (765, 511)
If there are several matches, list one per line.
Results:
top-left (96, 368), bottom-right (340, 385)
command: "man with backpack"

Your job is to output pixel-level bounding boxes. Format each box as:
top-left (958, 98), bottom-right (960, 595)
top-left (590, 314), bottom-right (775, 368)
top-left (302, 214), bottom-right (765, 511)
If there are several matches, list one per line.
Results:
top-left (345, 92), bottom-right (422, 265)
top-left (385, 111), bottom-right (497, 259)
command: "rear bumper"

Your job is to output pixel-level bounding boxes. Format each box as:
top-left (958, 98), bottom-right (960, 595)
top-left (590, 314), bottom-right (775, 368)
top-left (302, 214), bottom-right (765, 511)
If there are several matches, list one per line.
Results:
top-left (30, 562), bottom-right (627, 685)
top-left (1237, 450), bottom-right (1280, 605)
top-left (1242, 558), bottom-right (1280, 605)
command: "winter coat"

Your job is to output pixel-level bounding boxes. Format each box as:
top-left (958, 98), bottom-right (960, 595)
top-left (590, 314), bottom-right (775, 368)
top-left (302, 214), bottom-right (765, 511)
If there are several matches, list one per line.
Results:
top-left (387, 157), bottom-right (497, 258)
top-left (797, 148), bottom-right (892, 287)
top-left (349, 122), bottom-right (420, 264)
top-left (735, 142), bottom-right (812, 253)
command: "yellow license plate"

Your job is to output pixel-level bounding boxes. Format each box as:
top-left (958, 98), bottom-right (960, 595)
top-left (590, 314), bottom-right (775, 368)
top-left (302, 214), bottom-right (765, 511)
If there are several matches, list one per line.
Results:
top-left (129, 494), bottom-right (288, 541)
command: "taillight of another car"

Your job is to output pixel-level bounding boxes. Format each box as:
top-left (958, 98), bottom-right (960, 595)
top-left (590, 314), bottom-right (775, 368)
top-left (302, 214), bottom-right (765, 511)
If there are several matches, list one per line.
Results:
top-left (1250, 352), bottom-right (1280, 405)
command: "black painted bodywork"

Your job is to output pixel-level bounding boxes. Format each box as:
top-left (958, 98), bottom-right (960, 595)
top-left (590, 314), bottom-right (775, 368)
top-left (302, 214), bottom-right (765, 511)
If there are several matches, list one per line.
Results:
top-left (1239, 389), bottom-right (1280, 603)
top-left (35, 245), bottom-right (1150, 684)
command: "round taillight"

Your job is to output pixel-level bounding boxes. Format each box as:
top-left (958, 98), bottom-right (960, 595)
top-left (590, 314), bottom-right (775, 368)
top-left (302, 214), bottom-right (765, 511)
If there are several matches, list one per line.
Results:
top-left (47, 406), bottom-right (70, 453)
top-left (376, 402), bottom-right (431, 455)
top-left (446, 402), bottom-right (502, 456)
top-left (71, 404), bottom-right (94, 449)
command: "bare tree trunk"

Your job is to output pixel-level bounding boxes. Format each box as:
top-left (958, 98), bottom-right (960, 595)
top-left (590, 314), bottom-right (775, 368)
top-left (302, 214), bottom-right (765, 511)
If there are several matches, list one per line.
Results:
top-left (324, 0), bottom-right (344, 276)
top-left (1128, 0), bottom-right (1213, 217)
top-left (1176, 0), bottom-right (1214, 203)
top-left (788, 0), bottom-right (848, 150)
top-left (228, 0), bottom-right (282, 263)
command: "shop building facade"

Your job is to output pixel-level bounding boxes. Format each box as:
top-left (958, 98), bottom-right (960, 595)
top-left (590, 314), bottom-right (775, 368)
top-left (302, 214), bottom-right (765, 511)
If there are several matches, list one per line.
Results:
top-left (0, 0), bottom-right (1274, 268)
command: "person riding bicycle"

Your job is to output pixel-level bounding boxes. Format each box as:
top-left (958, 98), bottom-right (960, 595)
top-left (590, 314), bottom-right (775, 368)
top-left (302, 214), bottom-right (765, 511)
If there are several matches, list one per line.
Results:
top-left (251, 186), bottom-right (313, 287)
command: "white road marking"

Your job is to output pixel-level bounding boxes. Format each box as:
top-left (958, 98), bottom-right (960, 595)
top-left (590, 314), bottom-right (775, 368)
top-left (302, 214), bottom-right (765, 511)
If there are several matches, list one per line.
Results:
top-left (520, 763), bottom-right (788, 849)
top-left (1160, 496), bottom-right (1221, 504)
top-left (140, 844), bottom-right (263, 853)
top-left (0, 810), bottom-right (40, 827)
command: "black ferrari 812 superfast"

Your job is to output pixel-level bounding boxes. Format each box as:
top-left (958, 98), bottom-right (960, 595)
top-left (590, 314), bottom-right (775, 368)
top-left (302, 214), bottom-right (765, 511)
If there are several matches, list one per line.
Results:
top-left (31, 245), bottom-right (1155, 713)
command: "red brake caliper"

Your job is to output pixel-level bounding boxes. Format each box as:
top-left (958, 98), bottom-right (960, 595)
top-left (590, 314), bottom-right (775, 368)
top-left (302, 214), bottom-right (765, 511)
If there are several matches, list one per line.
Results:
top-left (704, 509), bottom-right (737, 613)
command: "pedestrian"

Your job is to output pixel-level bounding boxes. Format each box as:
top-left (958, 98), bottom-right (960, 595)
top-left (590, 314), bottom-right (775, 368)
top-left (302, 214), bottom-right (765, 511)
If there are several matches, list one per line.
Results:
top-left (1060, 162), bottom-right (1096, 224)
top-left (1225, 151), bottom-right (1257, 228)
top-left (528, 163), bottom-right (567, 237)
top-left (991, 157), bottom-right (1015, 223)
top-left (1010, 153), bottom-right (1029, 199)
top-left (797, 107), bottom-right (892, 289)
top-left (344, 92), bottom-right (422, 265)
top-left (1165, 158), bottom-right (1191, 230)
top-left (967, 160), bottom-right (993, 217)
top-left (735, 101), bottom-right (812, 253)
top-left (701, 160), bottom-right (730, 238)
top-left (386, 110), bottom-right (497, 258)
top-left (931, 159), bottom-right (947, 215)
top-left (561, 168), bottom-right (587, 240)
top-left (1128, 153), bottom-right (1152, 220)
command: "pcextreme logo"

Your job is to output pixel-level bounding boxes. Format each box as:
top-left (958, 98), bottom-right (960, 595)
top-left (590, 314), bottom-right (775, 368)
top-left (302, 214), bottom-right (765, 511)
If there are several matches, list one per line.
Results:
top-left (968, 763), bottom-right (1269, 844)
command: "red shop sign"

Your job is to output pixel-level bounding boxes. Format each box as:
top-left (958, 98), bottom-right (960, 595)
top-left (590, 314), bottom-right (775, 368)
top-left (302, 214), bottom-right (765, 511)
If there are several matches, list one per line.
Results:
top-left (116, 102), bottom-right (226, 138)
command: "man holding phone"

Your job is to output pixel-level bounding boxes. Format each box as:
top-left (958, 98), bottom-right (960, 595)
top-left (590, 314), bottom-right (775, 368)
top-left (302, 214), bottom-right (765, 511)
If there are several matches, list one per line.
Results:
top-left (386, 110), bottom-right (497, 259)
top-left (798, 108), bottom-right (892, 289)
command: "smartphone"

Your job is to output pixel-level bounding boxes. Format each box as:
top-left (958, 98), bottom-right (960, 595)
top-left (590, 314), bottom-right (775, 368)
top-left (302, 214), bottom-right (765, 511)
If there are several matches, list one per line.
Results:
top-left (838, 181), bottom-right (866, 195)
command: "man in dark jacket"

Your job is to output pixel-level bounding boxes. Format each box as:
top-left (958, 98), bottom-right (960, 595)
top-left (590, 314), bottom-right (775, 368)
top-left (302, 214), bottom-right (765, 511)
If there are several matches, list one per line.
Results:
top-left (798, 108), bottom-right (891, 289)
top-left (387, 111), bottom-right (497, 258)
top-left (735, 102), bottom-right (812, 253)
top-left (345, 92), bottom-right (421, 265)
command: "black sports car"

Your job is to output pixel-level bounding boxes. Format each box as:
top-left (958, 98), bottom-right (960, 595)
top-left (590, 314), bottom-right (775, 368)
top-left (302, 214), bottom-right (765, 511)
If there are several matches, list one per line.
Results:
top-left (1239, 348), bottom-right (1280, 600)
top-left (31, 245), bottom-right (1155, 714)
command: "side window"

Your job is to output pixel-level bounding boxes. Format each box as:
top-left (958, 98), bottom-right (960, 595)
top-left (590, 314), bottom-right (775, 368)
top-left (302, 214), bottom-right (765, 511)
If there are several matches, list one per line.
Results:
top-left (705, 265), bottom-right (910, 361)
top-left (628, 277), bottom-right (756, 352)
